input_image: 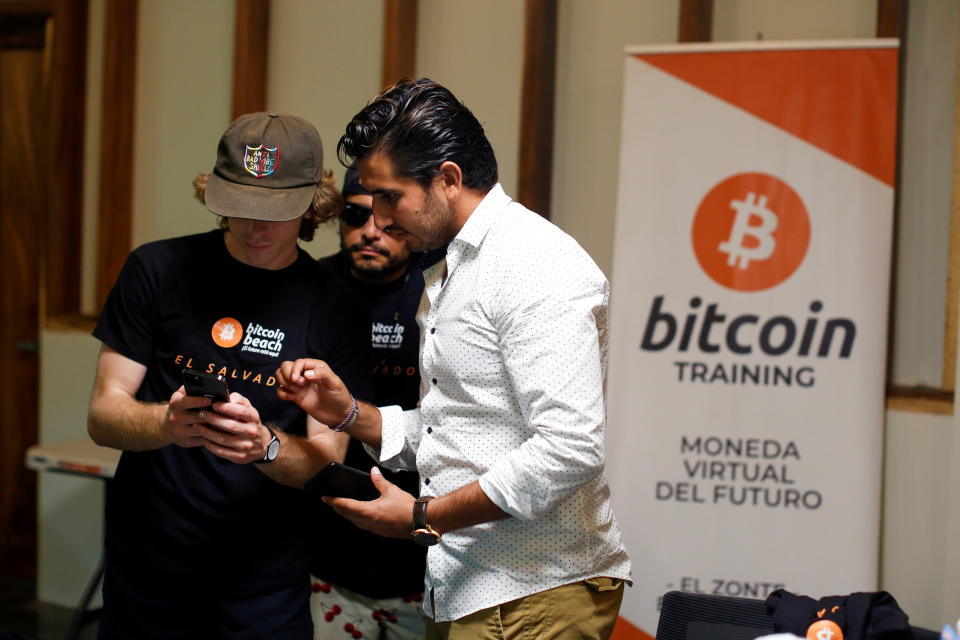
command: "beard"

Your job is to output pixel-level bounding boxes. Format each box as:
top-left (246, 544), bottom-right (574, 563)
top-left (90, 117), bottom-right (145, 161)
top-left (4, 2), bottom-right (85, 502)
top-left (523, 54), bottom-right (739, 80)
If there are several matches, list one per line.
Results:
top-left (341, 240), bottom-right (411, 281)
top-left (408, 187), bottom-right (455, 252)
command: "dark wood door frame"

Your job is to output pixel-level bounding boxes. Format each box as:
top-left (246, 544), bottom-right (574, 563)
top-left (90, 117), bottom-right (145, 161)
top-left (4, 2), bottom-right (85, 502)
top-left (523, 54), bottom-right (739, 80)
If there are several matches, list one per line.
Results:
top-left (0, 0), bottom-right (88, 584)
top-left (1, 0), bottom-right (88, 318)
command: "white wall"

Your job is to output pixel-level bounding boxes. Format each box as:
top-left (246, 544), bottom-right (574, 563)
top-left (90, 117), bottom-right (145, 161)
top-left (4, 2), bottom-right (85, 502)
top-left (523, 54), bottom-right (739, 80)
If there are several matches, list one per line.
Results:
top-left (881, 409), bottom-right (956, 627)
top-left (36, 332), bottom-right (103, 606)
top-left (712, 0), bottom-right (875, 41)
top-left (131, 0), bottom-right (235, 247)
top-left (266, 0), bottom-right (385, 260)
top-left (553, 0), bottom-right (679, 277)
top-left (416, 0), bottom-right (525, 199)
top-left (890, 0), bottom-right (958, 387)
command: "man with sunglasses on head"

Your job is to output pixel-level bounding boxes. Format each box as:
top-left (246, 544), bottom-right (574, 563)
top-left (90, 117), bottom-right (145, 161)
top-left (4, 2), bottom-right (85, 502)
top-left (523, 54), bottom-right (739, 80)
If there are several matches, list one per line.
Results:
top-left (309, 168), bottom-right (437, 639)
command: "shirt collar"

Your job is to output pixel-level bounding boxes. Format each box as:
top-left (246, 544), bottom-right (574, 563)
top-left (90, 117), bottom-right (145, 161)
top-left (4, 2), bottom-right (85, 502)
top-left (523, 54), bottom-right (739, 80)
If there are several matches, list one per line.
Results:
top-left (451, 183), bottom-right (510, 249)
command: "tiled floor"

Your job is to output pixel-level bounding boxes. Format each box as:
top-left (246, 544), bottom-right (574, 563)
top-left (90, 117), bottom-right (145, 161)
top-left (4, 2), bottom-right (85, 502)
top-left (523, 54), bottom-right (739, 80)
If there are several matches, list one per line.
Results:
top-left (0, 578), bottom-right (97, 640)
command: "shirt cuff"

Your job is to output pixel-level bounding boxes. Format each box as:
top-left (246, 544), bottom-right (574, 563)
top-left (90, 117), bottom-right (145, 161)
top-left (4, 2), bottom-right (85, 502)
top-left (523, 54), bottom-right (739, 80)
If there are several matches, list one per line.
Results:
top-left (478, 471), bottom-right (534, 521)
top-left (378, 405), bottom-right (406, 460)
top-left (364, 404), bottom-right (420, 471)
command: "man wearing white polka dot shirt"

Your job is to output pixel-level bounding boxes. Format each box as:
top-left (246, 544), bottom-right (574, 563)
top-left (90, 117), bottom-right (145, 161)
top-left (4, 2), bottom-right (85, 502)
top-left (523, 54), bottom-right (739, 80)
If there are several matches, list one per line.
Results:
top-left (278, 78), bottom-right (632, 640)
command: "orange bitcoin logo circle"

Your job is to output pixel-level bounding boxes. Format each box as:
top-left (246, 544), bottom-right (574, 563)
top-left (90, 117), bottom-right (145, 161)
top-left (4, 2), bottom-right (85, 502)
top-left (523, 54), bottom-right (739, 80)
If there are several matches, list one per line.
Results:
top-left (211, 317), bottom-right (243, 348)
top-left (807, 620), bottom-right (843, 640)
top-left (691, 172), bottom-right (810, 292)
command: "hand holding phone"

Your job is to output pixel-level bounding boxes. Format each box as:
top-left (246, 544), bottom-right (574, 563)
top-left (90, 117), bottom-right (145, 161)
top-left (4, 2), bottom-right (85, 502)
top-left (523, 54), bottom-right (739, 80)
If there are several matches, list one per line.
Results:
top-left (304, 462), bottom-right (379, 501)
top-left (181, 368), bottom-right (230, 403)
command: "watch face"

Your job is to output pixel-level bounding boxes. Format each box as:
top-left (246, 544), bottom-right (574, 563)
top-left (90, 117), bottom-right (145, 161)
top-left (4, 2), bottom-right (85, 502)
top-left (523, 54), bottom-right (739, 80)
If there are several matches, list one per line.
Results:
top-left (266, 438), bottom-right (280, 461)
top-left (413, 529), bottom-right (441, 547)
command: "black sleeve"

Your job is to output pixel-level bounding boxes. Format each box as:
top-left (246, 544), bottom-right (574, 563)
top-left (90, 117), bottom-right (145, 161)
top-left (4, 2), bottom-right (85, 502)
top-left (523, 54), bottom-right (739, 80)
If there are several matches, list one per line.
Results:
top-left (308, 274), bottom-right (373, 403)
top-left (92, 251), bottom-right (157, 366)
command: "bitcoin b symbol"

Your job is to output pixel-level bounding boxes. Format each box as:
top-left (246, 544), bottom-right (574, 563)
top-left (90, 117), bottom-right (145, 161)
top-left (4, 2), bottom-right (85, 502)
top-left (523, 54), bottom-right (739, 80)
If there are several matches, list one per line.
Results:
top-left (806, 620), bottom-right (843, 640)
top-left (717, 192), bottom-right (778, 269)
top-left (211, 317), bottom-right (243, 348)
top-left (691, 172), bottom-right (810, 292)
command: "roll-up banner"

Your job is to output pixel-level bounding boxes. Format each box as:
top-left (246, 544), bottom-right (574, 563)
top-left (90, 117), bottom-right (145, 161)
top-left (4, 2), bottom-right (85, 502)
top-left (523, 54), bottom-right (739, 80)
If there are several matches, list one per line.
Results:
top-left (606, 41), bottom-right (898, 639)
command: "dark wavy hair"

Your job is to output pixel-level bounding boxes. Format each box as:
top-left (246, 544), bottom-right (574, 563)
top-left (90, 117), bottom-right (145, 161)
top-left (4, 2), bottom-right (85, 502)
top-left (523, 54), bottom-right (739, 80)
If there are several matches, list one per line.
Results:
top-left (337, 78), bottom-right (498, 193)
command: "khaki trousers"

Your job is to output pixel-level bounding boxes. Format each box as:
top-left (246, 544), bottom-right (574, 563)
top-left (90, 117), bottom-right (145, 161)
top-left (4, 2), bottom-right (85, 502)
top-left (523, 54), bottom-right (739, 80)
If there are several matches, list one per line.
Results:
top-left (425, 577), bottom-right (624, 640)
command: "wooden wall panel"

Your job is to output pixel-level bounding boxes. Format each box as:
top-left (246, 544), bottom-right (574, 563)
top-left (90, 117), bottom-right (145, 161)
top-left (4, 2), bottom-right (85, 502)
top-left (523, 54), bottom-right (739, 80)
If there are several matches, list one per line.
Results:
top-left (876, 0), bottom-right (906, 39)
top-left (941, 6), bottom-right (960, 394)
top-left (678, 0), bottom-right (713, 43)
top-left (0, 30), bottom-right (44, 584)
top-left (381, 0), bottom-right (417, 88)
top-left (232, 0), bottom-right (269, 118)
top-left (517, 0), bottom-right (557, 219)
top-left (46, 0), bottom-right (88, 316)
top-left (95, 0), bottom-right (138, 311)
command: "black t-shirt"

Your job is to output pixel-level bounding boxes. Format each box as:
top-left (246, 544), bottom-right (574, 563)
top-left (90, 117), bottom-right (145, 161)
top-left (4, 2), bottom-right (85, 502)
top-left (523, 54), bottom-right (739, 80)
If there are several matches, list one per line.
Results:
top-left (313, 252), bottom-right (429, 598)
top-left (94, 230), bottom-right (369, 596)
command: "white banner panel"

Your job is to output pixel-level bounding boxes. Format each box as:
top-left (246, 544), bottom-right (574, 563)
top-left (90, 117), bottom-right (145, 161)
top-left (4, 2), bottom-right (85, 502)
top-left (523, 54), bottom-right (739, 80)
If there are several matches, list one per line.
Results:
top-left (606, 41), bottom-right (898, 639)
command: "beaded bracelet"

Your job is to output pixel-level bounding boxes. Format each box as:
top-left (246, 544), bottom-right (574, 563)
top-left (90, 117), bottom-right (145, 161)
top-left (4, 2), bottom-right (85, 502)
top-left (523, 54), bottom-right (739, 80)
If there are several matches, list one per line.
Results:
top-left (331, 395), bottom-right (359, 432)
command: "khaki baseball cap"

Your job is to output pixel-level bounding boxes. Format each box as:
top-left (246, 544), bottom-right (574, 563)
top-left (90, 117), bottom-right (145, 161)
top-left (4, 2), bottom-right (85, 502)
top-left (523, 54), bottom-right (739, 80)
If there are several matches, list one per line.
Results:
top-left (205, 112), bottom-right (324, 222)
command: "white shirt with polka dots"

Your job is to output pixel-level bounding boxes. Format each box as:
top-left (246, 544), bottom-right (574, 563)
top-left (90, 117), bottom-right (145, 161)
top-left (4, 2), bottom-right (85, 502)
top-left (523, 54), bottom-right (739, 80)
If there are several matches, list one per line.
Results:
top-left (375, 184), bottom-right (632, 622)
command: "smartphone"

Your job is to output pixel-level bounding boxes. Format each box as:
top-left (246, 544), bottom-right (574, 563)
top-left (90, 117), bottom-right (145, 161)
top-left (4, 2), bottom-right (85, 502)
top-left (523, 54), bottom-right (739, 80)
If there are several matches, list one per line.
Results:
top-left (304, 462), bottom-right (379, 501)
top-left (181, 368), bottom-right (230, 403)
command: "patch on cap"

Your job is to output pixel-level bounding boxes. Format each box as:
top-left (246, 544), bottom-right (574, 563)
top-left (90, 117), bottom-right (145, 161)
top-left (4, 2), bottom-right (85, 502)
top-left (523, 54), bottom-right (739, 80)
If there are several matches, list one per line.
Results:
top-left (244, 145), bottom-right (279, 178)
top-left (204, 112), bottom-right (324, 222)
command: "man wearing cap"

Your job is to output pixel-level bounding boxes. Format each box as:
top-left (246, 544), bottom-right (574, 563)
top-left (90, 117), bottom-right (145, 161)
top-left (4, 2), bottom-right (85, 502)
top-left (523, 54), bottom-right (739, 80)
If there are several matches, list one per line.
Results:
top-left (87, 112), bottom-right (368, 639)
top-left (277, 79), bottom-right (631, 639)
top-left (309, 168), bottom-right (438, 639)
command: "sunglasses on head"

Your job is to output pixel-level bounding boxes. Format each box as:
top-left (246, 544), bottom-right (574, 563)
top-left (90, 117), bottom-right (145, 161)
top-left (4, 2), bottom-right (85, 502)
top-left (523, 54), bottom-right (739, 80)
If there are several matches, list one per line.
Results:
top-left (341, 202), bottom-right (373, 227)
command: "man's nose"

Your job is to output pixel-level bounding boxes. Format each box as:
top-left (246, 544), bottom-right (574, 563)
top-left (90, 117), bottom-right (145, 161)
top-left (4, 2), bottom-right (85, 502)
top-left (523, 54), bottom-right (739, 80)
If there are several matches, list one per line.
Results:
top-left (372, 203), bottom-right (392, 230)
top-left (361, 214), bottom-right (382, 240)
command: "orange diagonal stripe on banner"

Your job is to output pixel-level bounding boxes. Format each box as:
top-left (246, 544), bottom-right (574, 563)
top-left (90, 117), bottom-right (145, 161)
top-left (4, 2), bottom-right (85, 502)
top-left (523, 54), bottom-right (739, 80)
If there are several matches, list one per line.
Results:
top-left (611, 616), bottom-right (655, 640)
top-left (635, 48), bottom-right (898, 186)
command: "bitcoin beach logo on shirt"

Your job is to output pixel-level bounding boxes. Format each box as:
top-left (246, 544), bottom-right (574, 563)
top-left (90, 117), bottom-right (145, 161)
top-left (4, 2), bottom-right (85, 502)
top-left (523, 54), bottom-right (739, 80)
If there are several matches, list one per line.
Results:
top-left (211, 317), bottom-right (243, 348)
top-left (692, 172), bottom-right (810, 292)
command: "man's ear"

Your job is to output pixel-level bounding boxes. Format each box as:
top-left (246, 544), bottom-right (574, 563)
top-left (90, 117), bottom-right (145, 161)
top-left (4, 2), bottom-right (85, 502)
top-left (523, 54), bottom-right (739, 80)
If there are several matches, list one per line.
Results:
top-left (437, 161), bottom-right (463, 201)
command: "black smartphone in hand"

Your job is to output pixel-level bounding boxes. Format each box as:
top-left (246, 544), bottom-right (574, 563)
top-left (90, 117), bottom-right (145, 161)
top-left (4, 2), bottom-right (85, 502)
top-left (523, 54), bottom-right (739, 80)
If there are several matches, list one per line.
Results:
top-left (305, 462), bottom-right (379, 501)
top-left (181, 368), bottom-right (230, 403)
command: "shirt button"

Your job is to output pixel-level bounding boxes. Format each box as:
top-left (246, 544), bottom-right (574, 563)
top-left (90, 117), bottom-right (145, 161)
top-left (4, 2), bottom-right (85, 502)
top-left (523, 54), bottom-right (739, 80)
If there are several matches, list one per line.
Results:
top-left (426, 427), bottom-right (433, 434)
top-left (430, 327), bottom-right (436, 334)
top-left (432, 378), bottom-right (437, 384)
top-left (424, 478), bottom-right (431, 485)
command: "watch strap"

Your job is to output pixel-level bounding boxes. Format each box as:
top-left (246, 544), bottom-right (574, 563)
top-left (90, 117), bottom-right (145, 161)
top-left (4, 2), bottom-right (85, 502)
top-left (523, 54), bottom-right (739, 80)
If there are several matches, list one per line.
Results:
top-left (413, 496), bottom-right (433, 529)
top-left (253, 425), bottom-right (279, 464)
top-left (411, 497), bottom-right (441, 546)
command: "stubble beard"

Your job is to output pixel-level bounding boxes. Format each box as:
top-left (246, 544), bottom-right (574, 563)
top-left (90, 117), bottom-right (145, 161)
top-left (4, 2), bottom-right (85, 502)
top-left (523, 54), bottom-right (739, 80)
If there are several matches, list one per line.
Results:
top-left (342, 240), bottom-right (411, 282)
top-left (414, 188), bottom-right (455, 252)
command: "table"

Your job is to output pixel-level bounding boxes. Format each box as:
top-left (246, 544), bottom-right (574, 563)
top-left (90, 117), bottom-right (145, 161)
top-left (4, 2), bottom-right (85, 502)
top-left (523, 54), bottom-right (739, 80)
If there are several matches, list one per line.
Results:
top-left (26, 438), bottom-right (120, 640)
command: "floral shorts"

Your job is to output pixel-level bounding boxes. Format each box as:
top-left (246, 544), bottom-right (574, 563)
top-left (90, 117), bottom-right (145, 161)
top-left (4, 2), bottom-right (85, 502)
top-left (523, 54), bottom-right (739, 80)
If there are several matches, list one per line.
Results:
top-left (311, 577), bottom-right (425, 640)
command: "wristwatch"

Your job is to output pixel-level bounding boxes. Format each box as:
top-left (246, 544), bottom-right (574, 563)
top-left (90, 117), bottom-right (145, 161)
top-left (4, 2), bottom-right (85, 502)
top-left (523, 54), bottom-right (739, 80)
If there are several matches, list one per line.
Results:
top-left (253, 425), bottom-right (280, 464)
top-left (411, 497), bottom-right (441, 546)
